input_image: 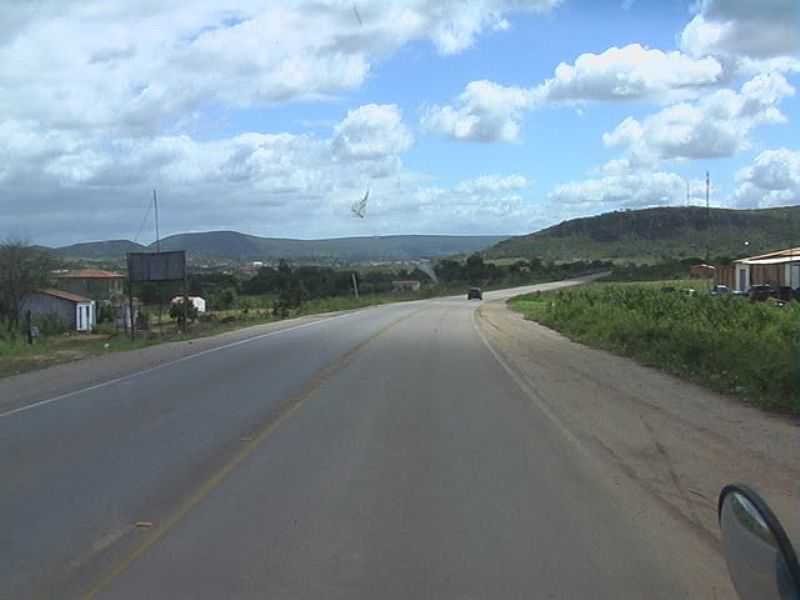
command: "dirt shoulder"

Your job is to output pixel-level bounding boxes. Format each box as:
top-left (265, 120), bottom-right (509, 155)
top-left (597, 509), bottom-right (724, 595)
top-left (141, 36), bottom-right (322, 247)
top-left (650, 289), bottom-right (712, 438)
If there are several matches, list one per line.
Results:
top-left (477, 299), bottom-right (800, 546)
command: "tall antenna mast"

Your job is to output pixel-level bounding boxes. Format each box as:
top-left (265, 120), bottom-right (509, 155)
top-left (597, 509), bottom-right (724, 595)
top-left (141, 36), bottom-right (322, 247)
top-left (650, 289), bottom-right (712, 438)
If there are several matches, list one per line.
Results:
top-left (153, 189), bottom-right (160, 253)
top-left (705, 171), bottom-right (711, 262)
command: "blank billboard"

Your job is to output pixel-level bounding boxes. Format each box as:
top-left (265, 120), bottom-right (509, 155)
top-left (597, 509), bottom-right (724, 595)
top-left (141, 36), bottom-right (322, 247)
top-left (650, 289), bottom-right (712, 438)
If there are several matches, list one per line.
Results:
top-left (127, 251), bottom-right (186, 282)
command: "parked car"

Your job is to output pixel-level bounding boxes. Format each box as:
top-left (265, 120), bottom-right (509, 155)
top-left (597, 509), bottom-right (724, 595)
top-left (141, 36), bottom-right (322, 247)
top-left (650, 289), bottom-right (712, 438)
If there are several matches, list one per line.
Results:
top-left (710, 284), bottom-right (730, 295)
top-left (467, 287), bottom-right (483, 300)
top-left (747, 284), bottom-right (776, 302)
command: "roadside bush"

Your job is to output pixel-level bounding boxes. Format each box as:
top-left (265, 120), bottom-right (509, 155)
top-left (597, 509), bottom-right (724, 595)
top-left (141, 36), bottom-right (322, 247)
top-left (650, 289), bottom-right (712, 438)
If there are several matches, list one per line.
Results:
top-left (511, 284), bottom-right (800, 414)
top-left (169, 300), bottom-right (198, 326)
top-left (34, 314), bottom-right (67, 336)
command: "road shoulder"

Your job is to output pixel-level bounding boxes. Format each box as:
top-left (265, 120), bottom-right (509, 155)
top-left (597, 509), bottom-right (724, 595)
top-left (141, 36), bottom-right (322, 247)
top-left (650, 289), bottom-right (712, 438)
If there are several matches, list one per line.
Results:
top-left (476, 298), bottom-right (800, 544)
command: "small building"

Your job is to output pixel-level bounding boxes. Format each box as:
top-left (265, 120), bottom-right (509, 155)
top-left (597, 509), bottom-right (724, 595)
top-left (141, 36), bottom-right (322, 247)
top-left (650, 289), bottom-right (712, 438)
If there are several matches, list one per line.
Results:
top-left (20, 289), bottom-right (96, 332)
top-left (170, 296), bottom-right (207, 313)
top-left (689, 263), bottom-right (716, 279)
top-left (54, 269), bottom-right (125, 302)
top-left (392, 280), bottom-right (421, 293)
top-left (716, 247), bottom-right (800, 291)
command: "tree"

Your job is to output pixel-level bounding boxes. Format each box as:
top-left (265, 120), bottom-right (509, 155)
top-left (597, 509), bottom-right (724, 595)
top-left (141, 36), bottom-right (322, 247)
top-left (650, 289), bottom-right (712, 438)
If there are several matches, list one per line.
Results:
top-left (465, 253), bottom-right (486, 283)
top-left (0, 239), bottom-right (54, 333)
top-left (169, 297), bottom-right (198, 326)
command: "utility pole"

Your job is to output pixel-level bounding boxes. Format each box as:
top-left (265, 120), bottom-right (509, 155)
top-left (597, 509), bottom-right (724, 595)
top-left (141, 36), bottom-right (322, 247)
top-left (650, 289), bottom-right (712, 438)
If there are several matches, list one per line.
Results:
top-left (154, 189), bottom-right (163, 334)
top-left (153, 189), bottom-right (161, 253)
top-left (686, 180), bottom-right (690, 207)
top-left (705, 171), bottom-right (711, 263)
top-left (351, 272), bottom-right (360, 299)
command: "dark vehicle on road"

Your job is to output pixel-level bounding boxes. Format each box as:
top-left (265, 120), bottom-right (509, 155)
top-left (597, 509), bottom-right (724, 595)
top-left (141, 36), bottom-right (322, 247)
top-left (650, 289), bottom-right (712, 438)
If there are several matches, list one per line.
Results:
top-left (747, 284), bottom-right (776, 302)
top-left (467, 287), bottom-right (483, 300)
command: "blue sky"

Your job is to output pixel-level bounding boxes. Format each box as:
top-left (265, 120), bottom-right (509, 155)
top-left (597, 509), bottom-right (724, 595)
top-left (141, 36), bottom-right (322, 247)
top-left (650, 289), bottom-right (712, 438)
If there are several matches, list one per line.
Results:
top-left (1, 1), bottom-right (798, 245)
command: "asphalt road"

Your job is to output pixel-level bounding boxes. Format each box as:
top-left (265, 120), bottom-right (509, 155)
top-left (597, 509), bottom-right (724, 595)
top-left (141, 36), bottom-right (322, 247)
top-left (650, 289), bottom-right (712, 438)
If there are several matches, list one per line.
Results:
top-left (1, 279), bottom-right (729, 599)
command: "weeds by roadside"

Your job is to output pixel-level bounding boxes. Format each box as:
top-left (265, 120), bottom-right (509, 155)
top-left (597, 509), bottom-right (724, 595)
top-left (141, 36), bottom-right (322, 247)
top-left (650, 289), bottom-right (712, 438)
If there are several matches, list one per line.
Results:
top-left (0, 293), bottom-right (409, 378)
top-left (510, 284), bottom-right (800, 414)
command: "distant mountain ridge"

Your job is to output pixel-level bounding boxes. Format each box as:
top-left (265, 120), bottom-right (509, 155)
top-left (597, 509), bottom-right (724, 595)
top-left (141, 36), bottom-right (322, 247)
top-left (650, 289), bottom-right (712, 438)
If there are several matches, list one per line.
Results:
top-left (54, 231), bottom-right (508, 262)
top-left (487, 205), bottom-right (800, 262)
top-left (54, 240), bottom-right (147, 259)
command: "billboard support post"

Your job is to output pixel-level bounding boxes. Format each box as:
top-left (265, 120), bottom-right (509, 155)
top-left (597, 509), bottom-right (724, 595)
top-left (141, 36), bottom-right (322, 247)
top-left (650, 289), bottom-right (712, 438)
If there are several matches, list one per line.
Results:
top-left (126, 250), bottom-right (188, 336)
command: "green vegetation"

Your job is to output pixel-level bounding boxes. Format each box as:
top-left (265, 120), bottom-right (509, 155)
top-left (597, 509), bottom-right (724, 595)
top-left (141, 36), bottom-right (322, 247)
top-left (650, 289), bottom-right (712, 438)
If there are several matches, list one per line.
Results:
top-left (488, 205), bottom-right (800, 263)
top-left (510, 284), bottom-right (800, 414)
top-left (601, 257), bottom-right (713, 282)
top-left (0, 290), bottom-right (417, 378)
top-left (1, 245), bottom-right (610, 378)
top-left (434, 254), bottom-right (610, 288)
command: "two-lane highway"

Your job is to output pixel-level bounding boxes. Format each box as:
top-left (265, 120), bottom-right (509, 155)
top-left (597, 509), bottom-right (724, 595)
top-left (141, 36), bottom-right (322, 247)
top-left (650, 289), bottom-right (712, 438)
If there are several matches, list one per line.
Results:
top-left (1, 280), bottom-right (731, 599)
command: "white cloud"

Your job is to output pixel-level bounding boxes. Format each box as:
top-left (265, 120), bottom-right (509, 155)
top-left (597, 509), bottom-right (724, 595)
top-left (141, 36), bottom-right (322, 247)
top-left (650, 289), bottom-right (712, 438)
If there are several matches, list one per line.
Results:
top-left (332, 104), bottom-right (413, 160)
top-left (0, 1), bottom-right (561, 137)
top-left (421, 80), bottom-right (536, 142)
top-left (603, 72), bottom-right (795, 162)
top-left (424, 43), bottom-right (727, 144)
top-left (733, 148), bottom-right (800, 208)
top-left (400, 173), bottom-right (541, 232)
top-left (680, 0), bottom-right (799, 61)
top-left (549, 169), bottom-right (686, 210)
top-left (535, 44), bottom-right (724, 103)
top-left (455, 174), bottom-right (529, 194)
top-left (0, 1), bottom-right (569, 243)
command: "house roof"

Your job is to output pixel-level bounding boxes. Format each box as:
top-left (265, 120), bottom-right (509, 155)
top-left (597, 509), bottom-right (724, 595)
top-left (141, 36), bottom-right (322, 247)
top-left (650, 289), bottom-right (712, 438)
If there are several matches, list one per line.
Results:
top-left (739, 256), bottom-right (800, 265)
top-left (55, 269), bottom-right (125, 279)
top-left (37, 288), bottom-right (92, 303)
top-left (737, 247), bottom-right (800, 262)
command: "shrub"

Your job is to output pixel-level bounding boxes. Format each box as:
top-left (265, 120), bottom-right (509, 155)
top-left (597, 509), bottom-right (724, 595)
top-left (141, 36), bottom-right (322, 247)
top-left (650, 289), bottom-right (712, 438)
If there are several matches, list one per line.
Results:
top-left (511, 284), bottom-right (800, 414)
top-left (169, 299), bottom-right (198, 326)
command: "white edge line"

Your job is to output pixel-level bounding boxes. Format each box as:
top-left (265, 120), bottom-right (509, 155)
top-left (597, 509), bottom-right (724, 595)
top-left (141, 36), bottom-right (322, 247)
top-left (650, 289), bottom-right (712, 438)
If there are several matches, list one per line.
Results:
top-left (471, 308), bottom-right (583, 449)
top-left (0, 312), bottom-right (356, 420)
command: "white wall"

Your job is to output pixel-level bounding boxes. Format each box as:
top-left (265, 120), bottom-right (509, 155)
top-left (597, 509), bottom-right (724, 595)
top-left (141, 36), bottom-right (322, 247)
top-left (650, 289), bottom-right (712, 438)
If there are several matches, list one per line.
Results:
top-left (75, 301), bottom-right (95, 332)
top-left (735, 264), bottom-right (749, 291)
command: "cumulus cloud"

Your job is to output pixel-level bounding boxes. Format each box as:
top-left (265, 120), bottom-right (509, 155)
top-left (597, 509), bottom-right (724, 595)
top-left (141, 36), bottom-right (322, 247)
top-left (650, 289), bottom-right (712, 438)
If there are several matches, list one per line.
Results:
top-left (0, 104), bottom-right (417, 242)
top-left (733, 148), bottom-right (800, 208)
top-left (332, 104), bottom-right (413, 160)
top-left (424, 44), bottom-right (728, 144)
top-left (549, 169), bottom-right (686, 210)
top-left (421, 80), bottom-right (536, 142)
top-left (535, 44), bottom-right (724, 103)
top-left (0, 1), bottom-right (568, 243)
top-left (680, 0), bottom-right (799, 61)
top-left (455, 174), bottom-right (529, 194)
top-left (603, 72), bottom-right (795, 162)
top-left (0, 1), bottom-right (561, 136)
top-left (401, 174), bottom-right (541, 232)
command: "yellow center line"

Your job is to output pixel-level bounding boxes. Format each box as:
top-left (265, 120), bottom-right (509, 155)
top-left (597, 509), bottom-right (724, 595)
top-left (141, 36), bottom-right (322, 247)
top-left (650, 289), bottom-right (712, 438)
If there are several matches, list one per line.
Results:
top-left (82, 306), bottom-right (423, 599)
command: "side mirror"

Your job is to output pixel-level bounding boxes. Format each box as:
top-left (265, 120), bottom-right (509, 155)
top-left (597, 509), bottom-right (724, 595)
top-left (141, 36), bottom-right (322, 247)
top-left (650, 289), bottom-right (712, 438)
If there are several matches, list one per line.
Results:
top-left (719, 485), bottom-right (800, 600)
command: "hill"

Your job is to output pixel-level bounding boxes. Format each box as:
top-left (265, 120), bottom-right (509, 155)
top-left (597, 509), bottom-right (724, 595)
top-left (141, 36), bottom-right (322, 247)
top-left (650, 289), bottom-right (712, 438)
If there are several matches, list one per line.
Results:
top-left (487, 206), bottom-right (800, 262)
top-left (54, 232), bottom-right (507, 262)
top-left (54, 240), bottom-right (147, 259)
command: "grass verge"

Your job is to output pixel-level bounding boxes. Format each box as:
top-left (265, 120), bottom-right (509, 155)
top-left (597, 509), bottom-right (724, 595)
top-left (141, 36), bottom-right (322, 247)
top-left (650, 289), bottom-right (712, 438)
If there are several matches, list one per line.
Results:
top-left (0, 292), bottom-right (417, 379)
top-left (509, 283), bottom-right (800, 415)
